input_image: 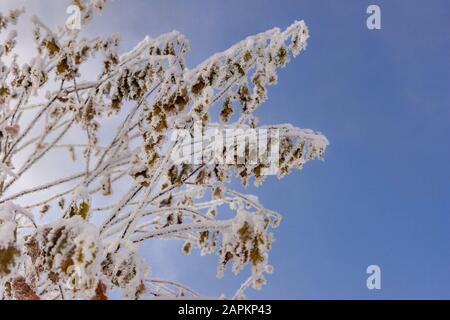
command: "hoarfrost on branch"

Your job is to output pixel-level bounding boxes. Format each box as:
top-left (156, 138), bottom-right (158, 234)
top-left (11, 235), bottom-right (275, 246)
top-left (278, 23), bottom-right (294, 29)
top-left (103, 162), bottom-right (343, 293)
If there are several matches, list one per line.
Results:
top-left (0, 0), bottom-right (328, 300)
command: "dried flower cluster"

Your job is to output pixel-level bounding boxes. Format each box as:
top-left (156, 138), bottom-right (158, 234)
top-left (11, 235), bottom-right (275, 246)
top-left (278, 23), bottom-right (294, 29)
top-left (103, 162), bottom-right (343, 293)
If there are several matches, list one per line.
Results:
top-left (0, 0), bottom-right (328, 299)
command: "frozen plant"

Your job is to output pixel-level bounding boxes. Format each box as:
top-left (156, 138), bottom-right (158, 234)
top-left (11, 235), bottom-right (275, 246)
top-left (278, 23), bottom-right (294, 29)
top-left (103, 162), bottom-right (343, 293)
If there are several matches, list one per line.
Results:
top-left (0, 0), bottom-right (328, 300)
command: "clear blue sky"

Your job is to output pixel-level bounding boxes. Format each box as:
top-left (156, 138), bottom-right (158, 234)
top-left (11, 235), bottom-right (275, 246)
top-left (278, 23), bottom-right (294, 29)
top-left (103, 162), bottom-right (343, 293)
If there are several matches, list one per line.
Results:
top-left (6, 0), bottom-right (450, 299)
top-left (103, 0), bottom-right (450, 299)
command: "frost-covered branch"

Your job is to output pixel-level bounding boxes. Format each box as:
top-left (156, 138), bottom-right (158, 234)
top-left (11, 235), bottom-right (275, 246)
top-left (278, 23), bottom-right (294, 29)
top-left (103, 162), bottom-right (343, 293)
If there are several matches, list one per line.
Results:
top-left (0, 0), bottom-right (327, 300)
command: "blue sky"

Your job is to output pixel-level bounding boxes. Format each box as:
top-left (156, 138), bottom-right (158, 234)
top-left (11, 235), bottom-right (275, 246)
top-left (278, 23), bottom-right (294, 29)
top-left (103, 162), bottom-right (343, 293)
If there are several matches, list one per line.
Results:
top-left (123, 0), bottom-right (449, 299)
top-left (3, 0), bottom-right (450, 299)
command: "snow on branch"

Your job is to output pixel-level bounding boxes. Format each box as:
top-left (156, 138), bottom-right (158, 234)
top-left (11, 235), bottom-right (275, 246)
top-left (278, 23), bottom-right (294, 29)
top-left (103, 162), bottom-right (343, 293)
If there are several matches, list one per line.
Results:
top-left (0, 1), bottom-right (328, 300)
